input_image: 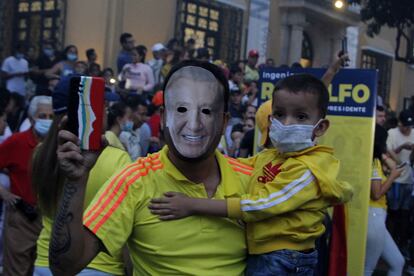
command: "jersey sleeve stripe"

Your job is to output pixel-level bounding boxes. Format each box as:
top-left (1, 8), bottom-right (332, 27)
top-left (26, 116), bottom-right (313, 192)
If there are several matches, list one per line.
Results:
top-left (227, 158), bottom-right (254, 171)
top-left (241, 175), bottom-right (314, 211)
top-left (240, 170), bottom-right (313, 205)
top-left (231, 166), bottom-right (253, 176)
top-left (90, 171), bottom-right (144, 233)
top-left (83, 162), bottom-right (143, 222)
top-left (91, 165), bottom-right (164, 233)
top-left (84, 167), bottom-right (143, 226)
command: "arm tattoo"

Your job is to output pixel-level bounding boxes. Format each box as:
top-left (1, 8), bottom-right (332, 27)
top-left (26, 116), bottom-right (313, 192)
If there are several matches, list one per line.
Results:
top-left (49, 181), bottom-right (77, 266)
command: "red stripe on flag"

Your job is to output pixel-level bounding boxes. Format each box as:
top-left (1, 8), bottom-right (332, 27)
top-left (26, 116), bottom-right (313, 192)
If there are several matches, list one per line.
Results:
top-left (328, 204), bottom-right (347, 276)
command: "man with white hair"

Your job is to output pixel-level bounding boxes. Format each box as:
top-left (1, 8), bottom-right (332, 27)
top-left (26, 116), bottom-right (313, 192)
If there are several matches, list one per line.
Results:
top-left (0, 95), bottom-right (53, 275)
top-left (147, 43), bottom-right (166, 87)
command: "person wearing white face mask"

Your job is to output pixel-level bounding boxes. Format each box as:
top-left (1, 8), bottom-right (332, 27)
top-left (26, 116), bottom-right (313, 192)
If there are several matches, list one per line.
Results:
top-left (105, 102), bottom-right (133, 151)
top-left (149, 74), bottom-right (354, 276)
top-left (46, 45), bottom-right (78, 79)
top-left (0, 95), bottom-right (52, 275)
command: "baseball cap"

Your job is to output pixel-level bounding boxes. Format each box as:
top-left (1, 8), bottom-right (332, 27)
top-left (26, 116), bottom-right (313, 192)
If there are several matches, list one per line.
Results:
top-left (152, 43), bottom-right (166, 52)
top-left (152, 90), bottom-right (164, 107)
top-left (248, 49), bottom-right (259, 58)
top-left (256, 100), bottom-right (272, 146)
top-left (399, 110), bottom-right (414, 126)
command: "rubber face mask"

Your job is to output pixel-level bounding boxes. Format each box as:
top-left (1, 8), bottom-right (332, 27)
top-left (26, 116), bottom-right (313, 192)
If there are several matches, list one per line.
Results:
top-left (269, 118), bottom-right (322, 153)
top-left (164, 67), bottom-right (224, 161)
top-left (34, 119), bottom-right (52, 136)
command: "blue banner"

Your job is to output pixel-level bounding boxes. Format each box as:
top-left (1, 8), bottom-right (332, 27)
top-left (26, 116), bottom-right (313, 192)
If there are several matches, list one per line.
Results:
top-left (258, 68), bottom-right (377, 118)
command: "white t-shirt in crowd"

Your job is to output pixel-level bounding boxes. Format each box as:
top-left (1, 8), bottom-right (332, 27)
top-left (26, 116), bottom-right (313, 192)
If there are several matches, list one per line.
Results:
top-left (387, 127), bottom-right (414, 184)
top-left (1, 56), bottom-right (28, 96)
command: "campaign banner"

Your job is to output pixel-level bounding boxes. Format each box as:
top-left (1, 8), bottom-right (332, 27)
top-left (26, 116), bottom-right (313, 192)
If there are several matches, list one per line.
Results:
top-left (256, 67), bottom-right (377, 276)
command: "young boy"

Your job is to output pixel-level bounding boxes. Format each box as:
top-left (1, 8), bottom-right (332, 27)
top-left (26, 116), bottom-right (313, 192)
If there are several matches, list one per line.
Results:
top-left (149, 74), bottom-right (353, 275)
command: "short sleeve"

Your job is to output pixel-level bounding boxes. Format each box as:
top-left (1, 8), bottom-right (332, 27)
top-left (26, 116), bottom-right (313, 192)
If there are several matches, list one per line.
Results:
top-left (83, 163), bottom-right (143, 256)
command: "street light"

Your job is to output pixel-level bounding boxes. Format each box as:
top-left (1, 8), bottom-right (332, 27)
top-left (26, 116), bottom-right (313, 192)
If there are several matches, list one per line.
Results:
top-left (334, 0), bottom-right (345, 9)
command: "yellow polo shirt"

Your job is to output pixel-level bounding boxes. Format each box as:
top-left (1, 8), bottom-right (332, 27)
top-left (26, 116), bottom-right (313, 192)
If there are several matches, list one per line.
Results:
top-left (83, 146), bottom-right (252, 275)
top-left (370, 159), bottom-right (387, 209)
top-left (35, 146), bottom-right (131, 275)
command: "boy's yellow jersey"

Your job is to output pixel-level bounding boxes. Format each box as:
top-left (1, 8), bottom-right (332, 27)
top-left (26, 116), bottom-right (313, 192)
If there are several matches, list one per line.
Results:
top-left (229, 146), bottom-right (353, 254)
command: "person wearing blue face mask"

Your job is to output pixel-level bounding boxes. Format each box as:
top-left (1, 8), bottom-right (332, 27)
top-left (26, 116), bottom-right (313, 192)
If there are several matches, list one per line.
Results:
top-left (0, 95), bottom-right (52, 275)
top-left (149, 74), bottom-right (354, 276)
top-left (46, 45), bottom-right (78, 79)
top-left (1, 44), bottom-right (29, 97)
top-left (34, 41), bottom-right (59, 94)
top-left (105, 101), bottom-right (133, 152)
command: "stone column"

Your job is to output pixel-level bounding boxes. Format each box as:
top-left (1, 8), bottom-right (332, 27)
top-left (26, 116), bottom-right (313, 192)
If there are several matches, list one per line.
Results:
top-left (288, 24), bottom-right (304, 65)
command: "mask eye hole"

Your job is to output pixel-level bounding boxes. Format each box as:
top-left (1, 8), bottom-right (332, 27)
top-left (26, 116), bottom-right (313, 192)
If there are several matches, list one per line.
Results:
top-left (177, 107), bottom-right (187, 113)
top-left (201, 108), bottom-right (211, 115)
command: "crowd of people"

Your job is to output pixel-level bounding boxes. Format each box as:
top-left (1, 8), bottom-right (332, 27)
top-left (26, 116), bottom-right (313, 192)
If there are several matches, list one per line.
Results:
top-left (0, 30), bottom-right (412, 276)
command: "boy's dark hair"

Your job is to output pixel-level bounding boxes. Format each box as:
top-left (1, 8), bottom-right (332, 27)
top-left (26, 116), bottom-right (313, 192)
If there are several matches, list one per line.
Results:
top-left (273, 74), bottom-right (329, 118)
top-left (231, 123), bottom-right (244, 134)
top-left (86, 48), bottom-right (95, 58)
top-left (120, 33), bottom-right (133, 44)
top-left (162, 60), bottom-right (229, 113)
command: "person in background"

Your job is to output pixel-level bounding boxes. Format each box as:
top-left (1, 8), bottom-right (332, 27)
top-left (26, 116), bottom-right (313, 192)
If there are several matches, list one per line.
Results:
top-left (386, 110), bottom-right (414, 258)
top-left (106, 102), bottom-right (133, 151)
top-left (376, 105), bottom-right (387, 127)
top-left (46, 45), bottom-right (78, 78)
top-left (120, 95), bottom-right (147, 160)
top-left (185, 38), bottom-right (196, 59)
top-left (31, 78), bottom-right (131, 276)
top-left (244, 49), bottom-right (259, 83)
top-left (0, 105), bottom-right (11, 268)
top-left (74, 61), bottom-right (89, 75)
top-left (102, 68), bottom-right (117, 94)
top-left (1, 44), bottom-right (29, 98)
top-left (196, 47), bottom-right (210, 62)
top-left (34, 41), bottom-right (59, 94)
top-left (85, 48), bottom-right (98, 66)
top-left (147, 90), bottom-right (163, 152)
top-left (147, 43), bottom-right (166, 87)
top-left (89, 62), bottom-right (101, 77)
top-left (117, 33), bottom-right (135, 73)
top-left (0, 95), bottom-right (53, 275)
top-left (136, 45), bottom-right (147, 63)
top-left (228, 123), bottom-right (244, 158)
top-left (119, 48), bottom-right (155, 96)
top-left (364, 124), bottom-right (404, 276)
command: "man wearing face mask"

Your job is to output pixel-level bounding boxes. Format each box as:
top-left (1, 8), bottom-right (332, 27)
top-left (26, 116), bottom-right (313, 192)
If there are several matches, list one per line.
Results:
top-left (50, 60), bottom-right (253, 275)
top-left (1, 44), bottom-right (29, 97)
top-left (34, 41), bottom-right (59, 94)
top-left (0, 95), bottom-right (53, 275)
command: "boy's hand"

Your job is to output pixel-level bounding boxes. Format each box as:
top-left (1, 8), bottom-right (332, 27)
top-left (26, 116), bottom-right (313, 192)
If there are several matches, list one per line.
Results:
top-left (149, 192), bottom-right (194, 220)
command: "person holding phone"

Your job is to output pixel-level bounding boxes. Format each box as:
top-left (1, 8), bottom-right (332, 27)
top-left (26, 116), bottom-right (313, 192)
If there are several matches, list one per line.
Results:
top-left (364, 124), bottom-right (405, 275)
top-left (386, 110), bottom-right (414, 255)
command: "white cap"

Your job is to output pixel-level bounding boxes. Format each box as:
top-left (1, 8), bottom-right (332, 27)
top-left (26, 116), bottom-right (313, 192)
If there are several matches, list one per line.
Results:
top-left (152, 43), bottom-right (166, 52)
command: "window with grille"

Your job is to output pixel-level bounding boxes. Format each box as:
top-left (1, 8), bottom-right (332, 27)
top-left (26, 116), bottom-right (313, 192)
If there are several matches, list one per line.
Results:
top-left (14, 0), bottom-right (65, 55)
top-left (176, 0), bottom-right (243, 62)
top-left (361, 49), bottom-right (392, 104)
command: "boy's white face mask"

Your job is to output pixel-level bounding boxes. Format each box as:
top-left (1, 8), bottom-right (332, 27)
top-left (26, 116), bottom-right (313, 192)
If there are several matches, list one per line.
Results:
top-left (269, 118), bottom-right (322, 153)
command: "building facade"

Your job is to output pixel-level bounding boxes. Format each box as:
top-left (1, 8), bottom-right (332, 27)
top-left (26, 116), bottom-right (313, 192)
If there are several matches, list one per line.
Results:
top-left (1, 0), bottom-right (413, 111)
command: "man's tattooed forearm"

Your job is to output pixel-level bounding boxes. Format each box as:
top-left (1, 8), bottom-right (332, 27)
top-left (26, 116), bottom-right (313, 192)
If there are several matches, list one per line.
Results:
top-left (49, 181), bottom-right (77, 265)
